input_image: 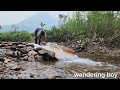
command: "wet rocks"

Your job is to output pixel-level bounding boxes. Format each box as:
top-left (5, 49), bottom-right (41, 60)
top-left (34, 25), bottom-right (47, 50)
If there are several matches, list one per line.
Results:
top-left (35, 55), bottom-right (43, 61)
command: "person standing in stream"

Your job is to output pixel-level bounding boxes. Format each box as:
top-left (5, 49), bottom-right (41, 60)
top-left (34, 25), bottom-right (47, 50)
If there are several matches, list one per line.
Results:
top-left (35, 28), bottom-right (46, 45)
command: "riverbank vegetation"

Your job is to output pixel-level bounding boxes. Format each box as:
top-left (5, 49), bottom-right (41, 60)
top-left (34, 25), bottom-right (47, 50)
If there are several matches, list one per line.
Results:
top-left (46, 11), bottom-right (120, 49)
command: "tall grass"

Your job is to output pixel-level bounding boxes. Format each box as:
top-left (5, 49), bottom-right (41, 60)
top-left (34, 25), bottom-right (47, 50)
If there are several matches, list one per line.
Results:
top-left (0, 31), bottom-right (32, 42)
top-left (46, 11), bottom-right (120, 48)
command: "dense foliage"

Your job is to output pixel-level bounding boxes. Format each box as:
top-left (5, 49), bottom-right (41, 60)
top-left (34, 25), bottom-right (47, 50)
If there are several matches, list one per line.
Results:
top-left (46, 11), bottom-right (120, 48)
top-left (0, 31), bottom-right (32, 42)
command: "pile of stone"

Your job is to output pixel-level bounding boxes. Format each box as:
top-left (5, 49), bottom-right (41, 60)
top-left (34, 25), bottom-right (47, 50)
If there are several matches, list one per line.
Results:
top-left (0, 42), bottom-right (55, 64)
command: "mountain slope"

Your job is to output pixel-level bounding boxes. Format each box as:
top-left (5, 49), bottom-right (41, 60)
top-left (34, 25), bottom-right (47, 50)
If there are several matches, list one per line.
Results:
top-left (0, 12), bottom-right (59, 33)
top-left (18, 12), bottom-right (58, 32)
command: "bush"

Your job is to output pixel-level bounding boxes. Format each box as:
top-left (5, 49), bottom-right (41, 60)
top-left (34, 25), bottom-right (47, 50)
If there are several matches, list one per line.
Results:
top-left (46, 11), bottom-right (120, 48)
top-left (0, 31), bottom-right (32, 42)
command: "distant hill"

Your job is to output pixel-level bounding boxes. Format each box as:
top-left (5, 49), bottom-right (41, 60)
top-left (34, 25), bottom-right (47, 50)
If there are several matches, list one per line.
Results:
top-left (0, 12), bottom-right (59, 33)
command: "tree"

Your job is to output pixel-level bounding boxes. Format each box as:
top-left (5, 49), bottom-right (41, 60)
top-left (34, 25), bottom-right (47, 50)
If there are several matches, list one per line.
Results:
top-left (11, 25), bottom-right (19, 33)
top-left (52, 25), bottom-right (57, 31)
top-left (40, 22), bottom-right (46, 28)
top-left (63, 15), bottom-right (67, 23)
top-left (59, 14), bottom-right (64, 22)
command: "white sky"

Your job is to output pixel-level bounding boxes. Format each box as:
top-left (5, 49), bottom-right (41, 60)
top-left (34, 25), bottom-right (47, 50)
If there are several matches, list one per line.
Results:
top-left (0, 11), bottom-right (73, 26)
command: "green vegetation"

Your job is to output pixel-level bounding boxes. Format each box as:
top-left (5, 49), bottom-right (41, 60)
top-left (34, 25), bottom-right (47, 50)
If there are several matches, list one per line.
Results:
top-left (40, 22), bottom-right (46, 28)
top-left (0, 31), bottom-right (32, 42)
top-left (46, 11), bottom-right (120, 48)
top-left (0, 11), bottom-right (120, 49)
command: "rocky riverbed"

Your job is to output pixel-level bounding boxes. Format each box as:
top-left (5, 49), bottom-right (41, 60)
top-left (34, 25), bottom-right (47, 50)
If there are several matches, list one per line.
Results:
top-left (0, 41), bottom-right (120, 79)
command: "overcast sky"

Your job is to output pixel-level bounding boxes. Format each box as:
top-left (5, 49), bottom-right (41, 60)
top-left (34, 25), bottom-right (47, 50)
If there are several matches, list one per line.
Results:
top-left (0, 11), bottom-right (73, 26)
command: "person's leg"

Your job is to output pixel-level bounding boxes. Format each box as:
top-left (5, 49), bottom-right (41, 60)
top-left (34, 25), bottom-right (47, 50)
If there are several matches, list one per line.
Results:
top-left (35, 37), bottom-right (37, 44)
top-left (35, 30), bottom-right (38, 44)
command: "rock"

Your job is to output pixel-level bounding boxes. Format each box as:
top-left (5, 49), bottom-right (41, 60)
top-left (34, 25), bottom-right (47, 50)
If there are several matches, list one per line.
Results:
top-left (28, 56), bottom-right (35, 62)
top-left (20, 48), bottom-right (29, 54)
top-left (0, 57), bottom-right (5, 62)
top-left (4, 59), bottom-right (11, 64)
top-left (28, 50), bottom-right (38, 56)
top-left (38, 49), bottom-right (55, 58)
top-left (12, 42), bottom-right (18, 45)
top-left (1, 47), bottom-right (6, 49)
top-left (6, 46), bottom-right (11, 49)
top-left (14, 51), bottom-right (20, 57)
top-left (30, 73), bottom-right (34, 77)
top-left (8, 57), bottom-right (13, 60)
top-left (0, 44), bottom-right (4, 47)
top-left (10, 66), bottom-right (21, 71)
top-left (5, 63), bottom-right (21, 71)
top-left (17, 44), bottom-right (26, 48)
top-left (16, 48), bottom-right (19, 50)
top-left (35, 55), bottom-right (43, 61)
top-left (6, 51), bottom-right (14, 57)
top-left (18, 42), bottom-right (26, 45)
top-left (23, 56), bottom-right (28, 61)
top-left (11, 45), bottom-right (17, 50)
top-left (3, 42), bottom-right (8, 44)
top-left (8, 43), bottom-right (12, 46)
top-left (4, 44), bottom-right (8, 48)
top-left (0, 62), bottom-right (3, 65)
top-left (21, 54), bottom-right (27, 57)
top-left (26, 46), bottom-right (33, 51)
top-left (26, 43), bottom-right (34, 47)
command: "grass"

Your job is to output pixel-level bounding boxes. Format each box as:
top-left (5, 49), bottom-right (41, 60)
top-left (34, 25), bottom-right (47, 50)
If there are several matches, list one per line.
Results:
top-left (0, 31), bottom-right (32, 42)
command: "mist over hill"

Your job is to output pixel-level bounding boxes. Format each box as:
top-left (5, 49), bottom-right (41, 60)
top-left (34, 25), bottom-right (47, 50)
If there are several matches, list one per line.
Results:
top-left (0, 12), bottom-right (59, 33)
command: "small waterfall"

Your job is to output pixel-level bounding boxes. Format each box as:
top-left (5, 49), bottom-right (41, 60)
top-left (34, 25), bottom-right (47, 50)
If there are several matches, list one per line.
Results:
top-left (31, 42), bottom-right (115, 67)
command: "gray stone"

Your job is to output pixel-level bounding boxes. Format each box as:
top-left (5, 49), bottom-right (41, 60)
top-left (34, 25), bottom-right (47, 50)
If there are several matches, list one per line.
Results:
top-left (20, 48), bottom-right (29, 54)
top-left (35, 55), bottom-right (43, 61)
top-left (0, 57), bottom-right (5, 62)
top-left (4, 59), bottom-right (11, 64)
top-left (22, 56), bottom-right (28, 61)
top-left (17, 44), bottom-right (26, 48)
top-left (11, 45), bottom-right (17, 50)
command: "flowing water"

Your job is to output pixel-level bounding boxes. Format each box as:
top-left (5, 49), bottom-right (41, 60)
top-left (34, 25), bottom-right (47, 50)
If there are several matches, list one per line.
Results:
top-left (1, 42), bottom-right (120, 79)
top-left (32, 42), bottom-right (117, 67)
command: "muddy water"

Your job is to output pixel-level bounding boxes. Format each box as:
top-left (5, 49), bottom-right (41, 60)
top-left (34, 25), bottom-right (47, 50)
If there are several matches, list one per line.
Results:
top-left (1, 42), bottom-right (120, 79)
top-left (79, 52), bottom-right (120, 66)
top-left (1, 55), bottom-right (120, 79)
top-left (33, 43), bottom-right (118, 67)
top-left (26, 43), bottom-right (119, 79)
